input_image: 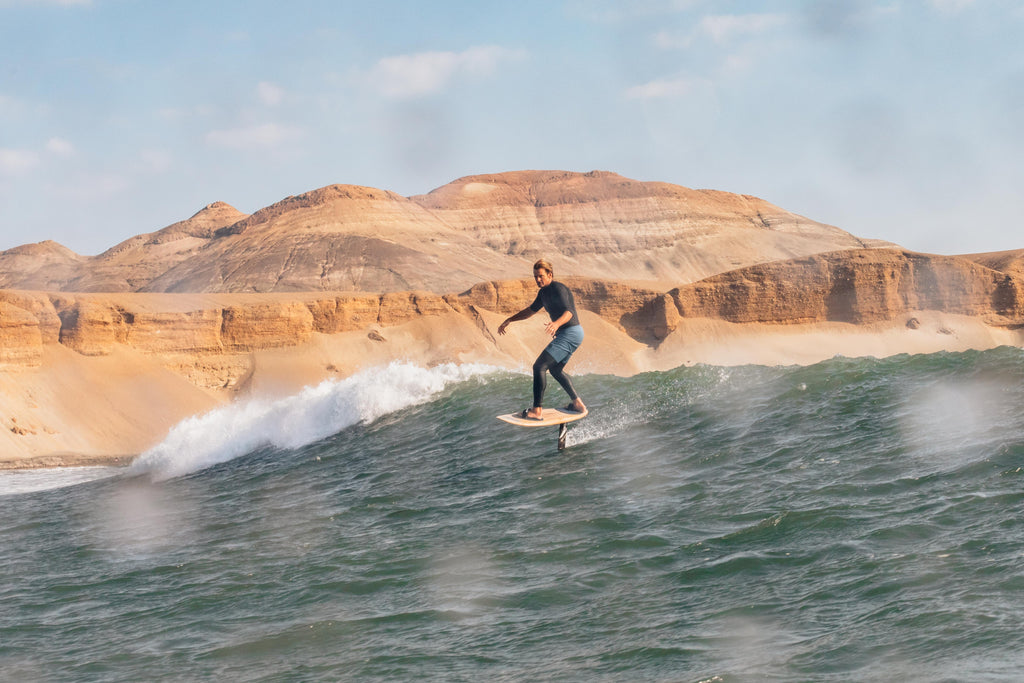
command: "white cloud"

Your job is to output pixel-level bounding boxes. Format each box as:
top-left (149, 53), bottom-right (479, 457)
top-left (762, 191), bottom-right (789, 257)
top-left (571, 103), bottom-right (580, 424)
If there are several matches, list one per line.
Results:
top-left (0, 148), bottom-right (40, 175)
top-left (567, 0), bottom-right (699, 23)
top-left (157, 104), bottom-right (215, 121)
top-left (205, 123), bottom-right (304, 149)
top-left (929, 0), bottom-right (976, 12)
top-left (0, 138), bottom-right (73, 176)
top-left (656, 13), bottom-right (788, 48)
top-left (257, 81), bottom-right (285, 106)
top-left (45, 137), bottom-right (75, 156)
top-left (625, 76), bottom-right (705, 100)
top-left (366, 45), bottom-right (526, 99)
top-left (699, 13), bottom-right (788, 44)
top-left (801, 0), bottom-right (878, 37)
top-left (653, 29), bottom-right (693, 50)
top-left (720, 51), bottom-right (755, 76)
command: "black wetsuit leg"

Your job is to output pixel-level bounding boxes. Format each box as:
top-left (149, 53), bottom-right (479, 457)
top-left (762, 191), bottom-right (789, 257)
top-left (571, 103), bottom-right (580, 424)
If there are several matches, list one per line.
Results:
top-left (549, 359), bottom-right (579, 401)
top-left (533, 350), bottom-right (579, 407)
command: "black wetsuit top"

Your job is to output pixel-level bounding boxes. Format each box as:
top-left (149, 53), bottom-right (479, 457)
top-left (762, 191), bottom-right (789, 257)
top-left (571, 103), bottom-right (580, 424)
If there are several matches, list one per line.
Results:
top-left (529, 281), bottom-right (580, 331)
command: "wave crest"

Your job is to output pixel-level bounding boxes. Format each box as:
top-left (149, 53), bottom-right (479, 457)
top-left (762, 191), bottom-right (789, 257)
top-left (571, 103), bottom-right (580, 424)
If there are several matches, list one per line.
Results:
top-left (129, 362), bottom-right (501, 481)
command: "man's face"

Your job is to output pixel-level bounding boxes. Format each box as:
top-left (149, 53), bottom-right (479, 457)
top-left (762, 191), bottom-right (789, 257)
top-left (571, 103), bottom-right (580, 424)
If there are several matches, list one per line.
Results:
top-left (534, 268), bottom-right (553, 288)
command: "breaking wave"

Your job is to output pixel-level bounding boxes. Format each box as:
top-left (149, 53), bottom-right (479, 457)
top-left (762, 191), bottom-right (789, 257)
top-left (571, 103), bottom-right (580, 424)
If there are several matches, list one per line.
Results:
top-left (129, 361), bottom-right (502, 481)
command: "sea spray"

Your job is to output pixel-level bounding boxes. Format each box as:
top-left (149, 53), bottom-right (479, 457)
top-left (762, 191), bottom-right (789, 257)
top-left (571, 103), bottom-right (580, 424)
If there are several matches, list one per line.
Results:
top-left (130, 361), bottom-right (502, 481)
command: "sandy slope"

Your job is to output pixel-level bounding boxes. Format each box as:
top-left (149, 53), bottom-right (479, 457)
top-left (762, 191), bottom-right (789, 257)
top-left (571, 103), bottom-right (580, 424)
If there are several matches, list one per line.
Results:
top-left (2, 306), bottom-right (1020, 469)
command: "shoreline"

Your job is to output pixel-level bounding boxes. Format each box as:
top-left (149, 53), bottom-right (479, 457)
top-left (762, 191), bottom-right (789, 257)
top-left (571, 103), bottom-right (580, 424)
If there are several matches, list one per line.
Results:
top-left (2, 305), bottom-right (1021, 471)
top-left (0, 454), bottom-right (134, 470)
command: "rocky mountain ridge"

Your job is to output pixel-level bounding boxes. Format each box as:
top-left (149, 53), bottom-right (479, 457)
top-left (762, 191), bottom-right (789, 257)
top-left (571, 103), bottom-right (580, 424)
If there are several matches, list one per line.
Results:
top-left (0, 170), bottom-right (878, 294)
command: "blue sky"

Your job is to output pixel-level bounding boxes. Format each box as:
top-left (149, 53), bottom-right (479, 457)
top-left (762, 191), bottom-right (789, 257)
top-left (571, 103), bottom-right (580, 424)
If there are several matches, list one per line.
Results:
top-left (2, 0), bottom-right (1023, 256)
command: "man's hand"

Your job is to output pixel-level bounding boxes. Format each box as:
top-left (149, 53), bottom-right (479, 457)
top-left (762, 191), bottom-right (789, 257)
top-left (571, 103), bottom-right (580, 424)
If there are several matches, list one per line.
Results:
top-left (545, 312), bottom-right (573, 337)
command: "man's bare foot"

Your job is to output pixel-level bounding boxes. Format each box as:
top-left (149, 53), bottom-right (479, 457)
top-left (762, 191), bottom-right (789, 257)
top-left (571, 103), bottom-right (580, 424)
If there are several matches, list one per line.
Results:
top-left (522, 407), bottom-right (544, 420)
top-left (564, 399), bottom-right (587, 413)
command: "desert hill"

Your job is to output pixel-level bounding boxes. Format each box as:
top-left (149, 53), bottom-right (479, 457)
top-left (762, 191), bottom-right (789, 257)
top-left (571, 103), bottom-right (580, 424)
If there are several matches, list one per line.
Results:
top-left (2, 169), bottom-right (1023, 468)
top-left (0, 202), bottom-right (248, 293)
top-left (0, 170), bottom-right (878, 294)
top-left (960, 249), bottom-right (1024, 281)
top-left (3, 245), bottom-right (1024, 467)
top-left (0, 240), bottom-right (84, 292)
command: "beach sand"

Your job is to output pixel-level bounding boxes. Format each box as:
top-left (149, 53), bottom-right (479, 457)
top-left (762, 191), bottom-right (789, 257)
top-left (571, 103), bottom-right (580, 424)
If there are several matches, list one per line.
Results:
top-left (2, 308), bottom-right (1020, 469)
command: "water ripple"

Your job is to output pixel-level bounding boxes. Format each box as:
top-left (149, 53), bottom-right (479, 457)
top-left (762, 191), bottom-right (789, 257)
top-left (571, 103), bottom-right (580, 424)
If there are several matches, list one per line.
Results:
top-left (3, 349), bottom-right (1024, 680)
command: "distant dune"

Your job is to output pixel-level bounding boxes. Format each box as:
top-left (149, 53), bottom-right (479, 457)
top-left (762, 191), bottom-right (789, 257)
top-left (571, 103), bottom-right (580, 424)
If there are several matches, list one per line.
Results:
top-left (1, 170), bottom-right (1021, 468)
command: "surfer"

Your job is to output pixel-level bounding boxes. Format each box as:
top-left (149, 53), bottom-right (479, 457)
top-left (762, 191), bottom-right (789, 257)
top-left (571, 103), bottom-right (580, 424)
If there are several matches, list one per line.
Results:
top-left (498, 259), bottom-right (587, 420)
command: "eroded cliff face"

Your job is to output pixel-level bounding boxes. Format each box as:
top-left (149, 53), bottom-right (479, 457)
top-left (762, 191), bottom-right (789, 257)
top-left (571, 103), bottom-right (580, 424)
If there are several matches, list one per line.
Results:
top-left (450, 249), bottom-right (1024, 341)
top-left (2, 246), bottom-right (1023, 466)
top-left (2, 248), bottom-right (1022, 378)
top-left (0, 301), bottom-right (44, 365)
top-left (660, 249), bottom-right (1024, 332)
top-left (0, 292), bottom-right (433, 370)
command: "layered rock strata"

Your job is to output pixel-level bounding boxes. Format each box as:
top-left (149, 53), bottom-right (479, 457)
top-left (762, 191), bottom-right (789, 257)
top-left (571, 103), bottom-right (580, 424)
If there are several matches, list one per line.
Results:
top-left (2, 247), bottom-right (1022, 467)
top-left (2, 248), bottom-right (1021, 372)
top-left (662, 249), bottom-right (1024, 331)
top-left (0, 171), bottom-right (877, 295)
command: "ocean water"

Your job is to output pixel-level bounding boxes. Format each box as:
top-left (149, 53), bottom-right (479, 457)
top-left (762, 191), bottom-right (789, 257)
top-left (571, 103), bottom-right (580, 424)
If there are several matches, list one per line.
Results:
top-left (3, 348), bottom-right (1024, 682)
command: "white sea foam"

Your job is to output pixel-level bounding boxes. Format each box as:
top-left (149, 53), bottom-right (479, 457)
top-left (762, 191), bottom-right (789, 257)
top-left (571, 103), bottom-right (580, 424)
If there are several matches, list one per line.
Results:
top-left (0, 467), bottom-right (121, 497)
top-left (130, 362), bottom-right (501, 481)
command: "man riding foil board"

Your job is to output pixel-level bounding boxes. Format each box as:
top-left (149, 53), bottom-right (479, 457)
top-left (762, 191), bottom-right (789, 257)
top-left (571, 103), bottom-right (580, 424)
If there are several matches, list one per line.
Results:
top-left (498, 259), bottom-right (587, 420)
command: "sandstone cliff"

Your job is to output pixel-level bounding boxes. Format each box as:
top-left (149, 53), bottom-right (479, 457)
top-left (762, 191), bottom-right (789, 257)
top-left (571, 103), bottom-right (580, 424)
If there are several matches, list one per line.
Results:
top-left (0, 171), bottom-right (875, 294)
top-left (2, 247), bottom-right (1021, 375)
top-left (661, 248), bottom-right (1024, 332)
top-left (3, 246), bottom-right (1023, 467)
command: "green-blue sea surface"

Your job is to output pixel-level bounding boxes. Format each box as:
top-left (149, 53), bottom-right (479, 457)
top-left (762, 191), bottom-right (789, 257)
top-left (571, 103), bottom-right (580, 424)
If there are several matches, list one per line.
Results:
top-left (3, 348), bottom-right (1024, 682)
